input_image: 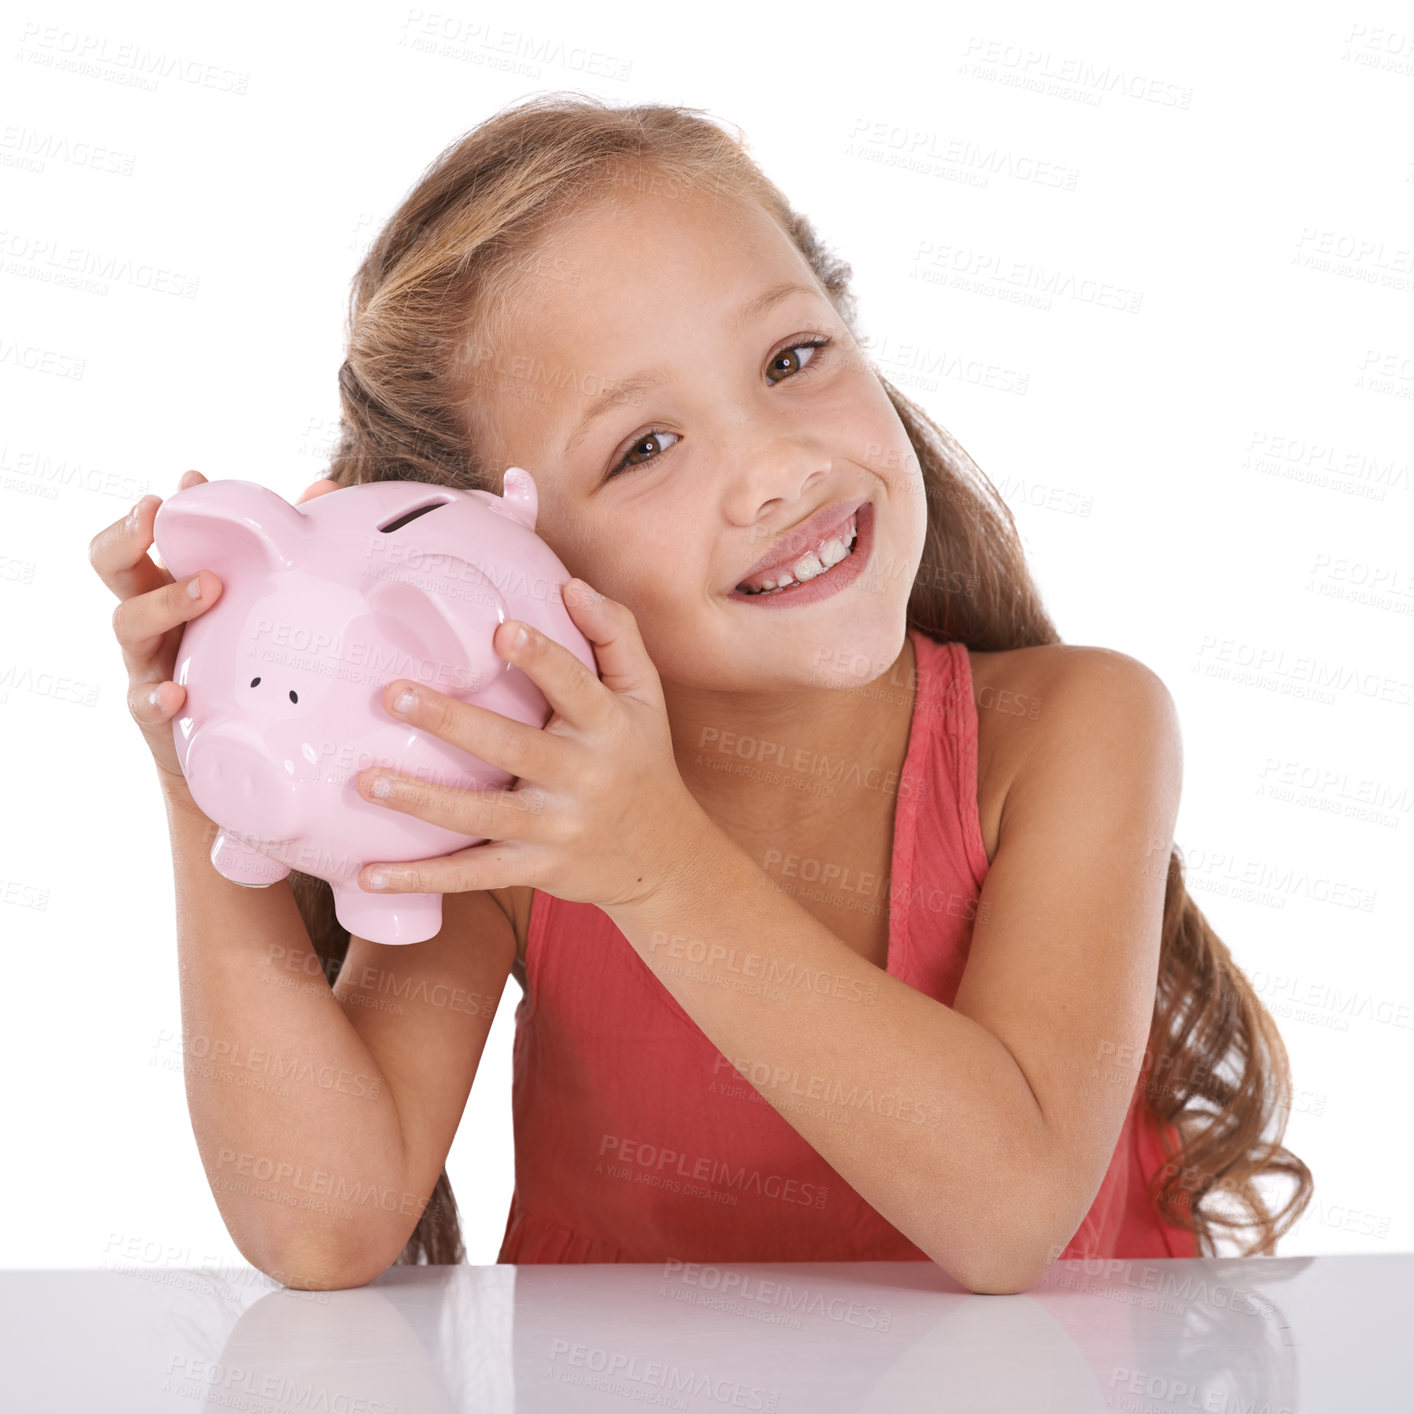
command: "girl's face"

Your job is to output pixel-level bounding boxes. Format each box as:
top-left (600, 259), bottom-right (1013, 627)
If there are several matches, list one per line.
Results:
top-left (462, 184), bottom-right (927, 697)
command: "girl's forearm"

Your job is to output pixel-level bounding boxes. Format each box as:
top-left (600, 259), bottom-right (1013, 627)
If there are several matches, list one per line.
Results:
top-left (160, 782), bottom-right (416, 1287)
top-left (602, 820), bottom-right (1058, 1294)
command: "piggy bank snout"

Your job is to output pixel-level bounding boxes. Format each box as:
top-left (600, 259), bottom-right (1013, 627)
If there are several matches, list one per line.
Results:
top-left (187, 733), bottom-right (303, 842)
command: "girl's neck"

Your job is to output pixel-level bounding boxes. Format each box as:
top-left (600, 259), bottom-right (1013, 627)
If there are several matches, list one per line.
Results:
top-left (666, 631), bottom-right (918, 842)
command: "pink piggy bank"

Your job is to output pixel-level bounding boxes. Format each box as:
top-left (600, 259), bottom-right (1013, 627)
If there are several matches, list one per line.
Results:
top-left (152, 467), bottom-right (595, 945)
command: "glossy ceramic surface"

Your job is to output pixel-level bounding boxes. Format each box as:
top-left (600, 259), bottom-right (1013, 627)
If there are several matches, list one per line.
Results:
top-left (153, 467), bottom-right (593, 944)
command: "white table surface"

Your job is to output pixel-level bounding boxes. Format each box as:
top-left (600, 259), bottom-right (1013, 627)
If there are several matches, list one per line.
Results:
top-left (1, 1253), bottom-right (1404, 1411)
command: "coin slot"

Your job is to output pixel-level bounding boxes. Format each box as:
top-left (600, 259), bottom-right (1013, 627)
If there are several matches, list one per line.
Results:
top-left (378, 499), bottom-right (451, 534)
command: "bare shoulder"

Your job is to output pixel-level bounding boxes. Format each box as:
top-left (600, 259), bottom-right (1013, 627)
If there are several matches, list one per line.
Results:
top-left (965, 645), bottom-right (1179, 859)
top-left (972, 641), bottom-right (1170, 698)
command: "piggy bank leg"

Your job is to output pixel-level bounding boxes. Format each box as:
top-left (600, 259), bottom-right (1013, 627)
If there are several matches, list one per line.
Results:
top-left (331, 887), bottom-right (444, 947)
top-left (210, 831), bottom-right (293, 888)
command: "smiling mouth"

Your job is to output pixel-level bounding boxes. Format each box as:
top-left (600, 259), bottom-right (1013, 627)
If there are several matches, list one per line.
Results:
top-left (735, 513), bottom-right (861, 595)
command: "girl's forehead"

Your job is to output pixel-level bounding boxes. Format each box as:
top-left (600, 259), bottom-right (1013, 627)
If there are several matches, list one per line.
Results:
top-left (471, 195), bottom-right (815, 455)
top-left (523, 203), bottom-right (806, 344)
top-left (534, 185), bottom-right (788, 282)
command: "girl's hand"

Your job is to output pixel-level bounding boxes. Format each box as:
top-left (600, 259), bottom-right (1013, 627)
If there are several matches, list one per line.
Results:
top-left (352, 580), bottom-right (709, 915)
top-left (88, 472), bottom-right (341, 791)
top-left (89, 468), bottom-right (225, 790)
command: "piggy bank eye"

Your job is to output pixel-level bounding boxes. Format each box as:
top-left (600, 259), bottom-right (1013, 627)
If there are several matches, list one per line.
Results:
top-left (247, 677), bottom-right (297, 703)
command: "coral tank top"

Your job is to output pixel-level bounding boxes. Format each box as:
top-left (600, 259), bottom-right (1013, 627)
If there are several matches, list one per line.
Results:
top-left (497, 628), bottom-right (1199, 1266)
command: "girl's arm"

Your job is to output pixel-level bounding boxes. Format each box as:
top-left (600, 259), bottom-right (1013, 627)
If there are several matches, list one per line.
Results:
top-left (163, 779), bottom-right (517, 1288)
top-left (603, 648), bottom-right (1181, 1295)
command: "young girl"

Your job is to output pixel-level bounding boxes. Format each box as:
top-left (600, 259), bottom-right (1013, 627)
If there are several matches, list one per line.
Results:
top-left (92, 93), bottom-right (1311, 1294)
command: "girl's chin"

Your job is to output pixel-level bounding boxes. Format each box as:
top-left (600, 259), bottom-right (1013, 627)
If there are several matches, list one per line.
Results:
top-left (705, 624), bottom-right (908, 693)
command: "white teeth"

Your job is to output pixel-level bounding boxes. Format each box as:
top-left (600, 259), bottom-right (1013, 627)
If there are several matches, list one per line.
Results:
top-left (792, 551), bottom-right (826, 581)
top-left (740, 518), bottom-right (859, 595)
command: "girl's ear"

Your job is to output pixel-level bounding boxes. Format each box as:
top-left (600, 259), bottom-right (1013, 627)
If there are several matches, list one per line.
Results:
top-left (296, 479), bottom-right (341, 506)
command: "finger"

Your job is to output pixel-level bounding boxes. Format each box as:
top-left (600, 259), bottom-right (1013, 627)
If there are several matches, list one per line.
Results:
top-left (355, 840), bottom-right (528, 896)
top-left (354, 766), bottom-right (549, 839)
top-left (111, 568), bottom-right (220, 676)
top-left (295, 478), bottom-right (340, 506)
top-left (128, 678), bottom-right (186, 726)
top-left (89, 495), bottom-right (170, 602)
top-left (372, 677), bottom-right (563, 784)
top-left (89, 471), bottom-right (204, 601)
top-left (493, 589), bottom-right (623, 732)
top-left (553, 578), bottom-right (661, 708)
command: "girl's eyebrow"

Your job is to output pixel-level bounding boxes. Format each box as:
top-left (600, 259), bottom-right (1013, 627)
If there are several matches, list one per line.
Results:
top-left (559, 279), bottom-right (821, 456)
top-left (729, 278), bottom-right (819, 334)
top-left (562, 374), bottom-right (659, 456)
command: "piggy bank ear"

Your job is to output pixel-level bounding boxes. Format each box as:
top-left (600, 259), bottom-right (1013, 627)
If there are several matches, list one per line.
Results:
top-left (489, 466), bottom-right (539, 531)
top-left (154, 479), bottom-right (308, 582)
top-left (363, 567), bottom-right (507, 699)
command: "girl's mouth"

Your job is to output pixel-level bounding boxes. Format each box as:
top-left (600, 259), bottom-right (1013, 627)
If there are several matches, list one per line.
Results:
top-left (729, 501), bottom-right (874, 608)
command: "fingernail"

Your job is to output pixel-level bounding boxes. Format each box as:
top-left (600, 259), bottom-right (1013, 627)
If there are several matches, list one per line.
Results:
top-left (148, 685), bottom-right (163, 709)
top-left (513, 623), bottom-right (528, 650)
top-left (393, 689), bottom-right (418, 714)
top-left (187, 575), bottom-right (202, 600)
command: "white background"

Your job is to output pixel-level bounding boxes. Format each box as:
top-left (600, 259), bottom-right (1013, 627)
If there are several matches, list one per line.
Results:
top-left (3, 0), bottom-right (1411, 1275)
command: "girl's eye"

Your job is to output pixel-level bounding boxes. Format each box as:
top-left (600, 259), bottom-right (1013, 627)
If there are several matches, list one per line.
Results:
top-left (610, 429), bottom-right (682, 478)
top-left (765, 336), bottom-right (830, 387)
top-left (604, 335), bottom-right (834, 481)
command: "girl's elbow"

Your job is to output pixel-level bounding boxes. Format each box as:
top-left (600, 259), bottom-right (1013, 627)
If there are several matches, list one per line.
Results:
top-left (246, 1228), bottom-right (398, 1293)
top-left (958, 1260), bottom-right (1048, 1296)
top-left (925, 1232), bottom-right (1052, 1295)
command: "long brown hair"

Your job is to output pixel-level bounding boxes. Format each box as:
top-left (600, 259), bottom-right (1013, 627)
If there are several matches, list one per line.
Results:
top-left (291, 90), bottom-right (1313, 1266)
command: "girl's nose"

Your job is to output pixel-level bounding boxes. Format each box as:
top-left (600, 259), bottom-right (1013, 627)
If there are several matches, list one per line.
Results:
top-left (722, 444), bottom-right (834, 522)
